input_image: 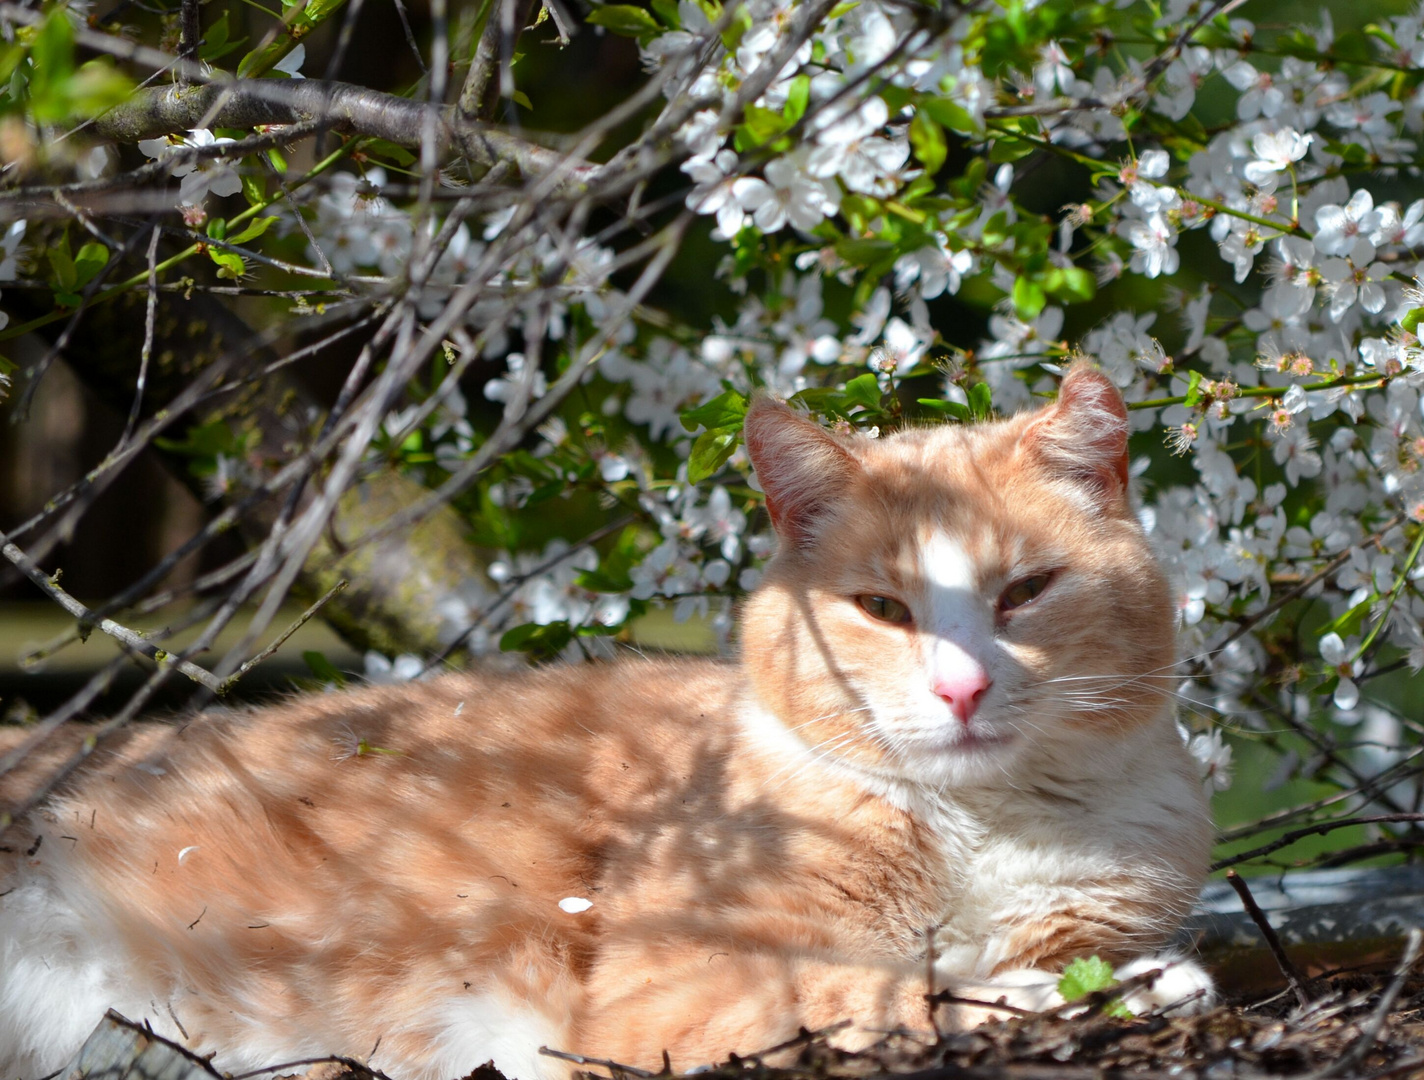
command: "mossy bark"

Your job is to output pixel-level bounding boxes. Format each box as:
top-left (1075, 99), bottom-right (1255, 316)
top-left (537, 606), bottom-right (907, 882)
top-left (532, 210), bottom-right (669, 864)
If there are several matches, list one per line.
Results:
top-left (12, 285), bottom-right (487, 665)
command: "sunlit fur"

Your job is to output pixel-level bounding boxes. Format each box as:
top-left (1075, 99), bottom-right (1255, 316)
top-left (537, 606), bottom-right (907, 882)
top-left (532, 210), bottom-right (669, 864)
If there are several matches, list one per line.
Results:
top-left (0, 366), bottom-right (1212, 1080)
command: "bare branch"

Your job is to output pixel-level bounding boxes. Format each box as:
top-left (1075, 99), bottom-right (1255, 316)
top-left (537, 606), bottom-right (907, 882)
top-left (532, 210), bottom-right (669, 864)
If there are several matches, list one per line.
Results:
top-left (460, 0), bottom-right (539, 123)
top-left (0, 529), bottom-right (225, 694)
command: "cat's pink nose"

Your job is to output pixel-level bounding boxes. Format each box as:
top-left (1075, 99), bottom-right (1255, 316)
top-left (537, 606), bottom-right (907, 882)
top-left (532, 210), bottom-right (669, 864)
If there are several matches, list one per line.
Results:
top-left (933, 670), bottom-right (991, 725)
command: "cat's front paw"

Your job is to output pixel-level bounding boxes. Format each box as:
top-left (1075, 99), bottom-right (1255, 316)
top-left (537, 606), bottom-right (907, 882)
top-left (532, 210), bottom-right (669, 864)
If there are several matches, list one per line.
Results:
top-left (1113, 955), bottom-right (1217, 1016)
top-left (950, 968), bottom-right (1064, 1025)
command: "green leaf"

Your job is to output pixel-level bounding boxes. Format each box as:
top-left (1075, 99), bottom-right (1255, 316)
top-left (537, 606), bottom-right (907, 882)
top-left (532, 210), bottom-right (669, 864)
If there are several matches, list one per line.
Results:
top-left (719, 3), bottom-right (753, 49)
top-left (209, 249), bottom-right (246, 280)
top-left (1046, 265), bottom-right (1095, 303)
top-left (586, 4), bottom-right (661, 36)
top-left (909, 111), bottom-right (947, 174)
top-left (1182, 370), bottom-right (1204, 408)
top-left (1012, 275), bottom-right (1045, 321)
top-left (198, 12), bottom-right (247, 60)
top-left (242, 173), bottom-right (268, 206)
top-left (28, 12), bottom-right (134, 123)
top-left (650, 0), bottom-right (680, 24)
top-left (843, 372), bottom-right (882, 412)
top-left (1326, 597), bottom-right (1373, 639)
top-left (1402, 307), bottom-right (1424, 335)
top-left (918, 397), bottom-right (971, 422)
top-left (227, 216), bottom-right (279, 245)
top-left (1059, 956), bottom-right (1132, 1019)
top-left (739, 103), bottom-right (789, 147)
top-left (47, 232), bottom-right (76, 291)
top-left (687, 427), bottom-right (739, 483)
top-left (783, 73), bottom-right (811, 124)
top-left (238, 0), bottom-right (350, 77)
top-left (1059, 956), bottom-right (1115, 1001)
top-left (680, 388), bottom-right (748, 433)
top-left (577, 524), bottom-right (643, 593)
top-left (968, 381), bottom-right (993, 421)
top-left (499, 620), bottom-right (575, 660)
top-left (988, 137), bottom-right (1035, 163)
top-left (920, 97), bottom-right (979, 134)
top-left (30, 10), bottom-right (75, 92)
top-left (363, 138), bottom-right (418, 167)
top-left (302, 650), bottom-right (347, 688)
top-left (835, 237), bottom-right (896, 267)
top-left (72, 242), bottom-right (109, 288)
top-left (511, 89), bottom-right (533, 110)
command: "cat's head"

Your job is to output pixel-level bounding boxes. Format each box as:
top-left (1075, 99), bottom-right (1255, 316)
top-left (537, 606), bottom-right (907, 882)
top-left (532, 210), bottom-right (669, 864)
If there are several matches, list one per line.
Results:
top-left (739, 364), bottom-right (1176, 790)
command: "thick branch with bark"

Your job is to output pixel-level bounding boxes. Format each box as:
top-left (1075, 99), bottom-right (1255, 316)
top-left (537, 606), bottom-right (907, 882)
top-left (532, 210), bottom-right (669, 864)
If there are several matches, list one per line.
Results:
top-left (86, 81), bottom-right (588, 189)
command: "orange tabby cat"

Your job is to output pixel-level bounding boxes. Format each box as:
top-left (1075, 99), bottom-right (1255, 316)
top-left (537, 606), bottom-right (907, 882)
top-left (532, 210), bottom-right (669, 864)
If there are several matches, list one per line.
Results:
top-left (0, 364), bottom-right (1213, 1080)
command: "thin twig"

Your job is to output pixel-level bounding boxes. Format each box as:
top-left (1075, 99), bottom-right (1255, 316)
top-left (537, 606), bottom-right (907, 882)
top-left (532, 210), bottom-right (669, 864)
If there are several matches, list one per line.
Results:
top-left (218, 580), bottom-right (349, 695)
top-left (0, 530), bottom-right (225, 694)
top-left (1226, 870), bottom-right (1313, 1008)
top-left (123, 223), bottom-right (161, 447)
top-left (1309, 928), bottom-right (1423, 1079)
top-left (1213, 814), bottom-right (1424, 870)
top-left (537, 1048), bottom-right (656, 1077)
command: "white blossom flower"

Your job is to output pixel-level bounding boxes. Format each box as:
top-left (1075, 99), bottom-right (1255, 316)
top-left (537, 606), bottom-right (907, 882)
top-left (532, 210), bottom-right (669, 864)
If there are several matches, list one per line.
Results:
top-left (1272, 424), bottom-right (1323, 486)
top-left (1243, 128), bottom-right (1311, 187)
top-left (1123, 212), bottom-right (1179, 278)
top-left (1319, 256), bottom-right (1391, 321)
top-left (1319, 632), bottom-right (1362, 710)
top-left (1219, 223), bottom-right (1265, 283)
top-left (807, 96), bottom-right (912, 196)
top-left (1121, 149), bottom-right (1178, 213)
top-left (138, 129), bottom-right (243, 206)
top-left (0, 221), bottom-right (25, 280)
top-left (272, 44), bottom-right (306, 78)
top-left (895, 239), bottom-right (973, 300)
top-left (1187, 729), bottom-right (1234, 792)
top-left (731, 154), bottom-right (839, 233)
top-left (363, 651), bottom-right (424, 684)
top-left (1223, 59), bottom-right (1284, 120)
top-left (484, 352), bottom-right (548, 406)
top-left (677, 110), bottom-right (723, 164)
top-left (684, 148), bottom-right (748, 238)
top-left (1156, 46), bottom-right (1212, 120)
top-left (1313, 189), bottom-right (1384, 260)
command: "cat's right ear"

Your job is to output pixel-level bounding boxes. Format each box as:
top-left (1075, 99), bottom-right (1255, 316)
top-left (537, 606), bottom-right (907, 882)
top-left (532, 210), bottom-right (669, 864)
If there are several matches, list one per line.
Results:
top-left (743, 396), bottom-right (860, 547)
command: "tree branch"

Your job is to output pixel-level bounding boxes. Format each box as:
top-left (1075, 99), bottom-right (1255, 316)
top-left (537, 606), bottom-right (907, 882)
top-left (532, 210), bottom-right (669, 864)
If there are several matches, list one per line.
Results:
top-left (178, 0), bottom-right (200, 85)
top-left (83, 81), bottom-right (588, 188)
top-left (0, 527), bottom-right (226, 694)
top-left (459, 0), bottom-right (539, 123)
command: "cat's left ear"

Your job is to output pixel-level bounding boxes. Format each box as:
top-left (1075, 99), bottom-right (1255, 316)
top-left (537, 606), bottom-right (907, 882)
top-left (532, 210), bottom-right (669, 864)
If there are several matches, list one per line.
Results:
top-left (1021, 364), bottom-right (1130, 507)
top-left (743, 396), bottom-right (861, 548)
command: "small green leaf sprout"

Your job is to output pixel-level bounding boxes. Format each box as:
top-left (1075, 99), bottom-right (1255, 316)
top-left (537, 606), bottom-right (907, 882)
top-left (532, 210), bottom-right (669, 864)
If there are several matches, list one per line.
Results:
top-left (1057, 956), bottom-right (1132, 1019)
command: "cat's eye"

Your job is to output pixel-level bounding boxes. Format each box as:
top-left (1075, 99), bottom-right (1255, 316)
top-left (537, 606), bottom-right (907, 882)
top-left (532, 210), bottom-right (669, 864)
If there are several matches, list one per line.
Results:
top-left (856, 595), bottom-right (913, 626)
top-left (999, 574), bottom-right (1051, 612)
